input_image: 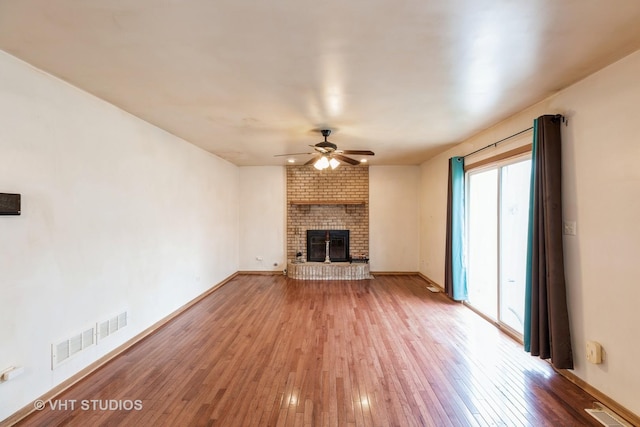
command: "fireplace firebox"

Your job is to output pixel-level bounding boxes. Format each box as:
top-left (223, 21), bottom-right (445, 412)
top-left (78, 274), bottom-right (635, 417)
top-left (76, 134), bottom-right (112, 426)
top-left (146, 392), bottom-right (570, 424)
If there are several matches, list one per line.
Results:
top-left (306, 230), bottom-right (349, 262)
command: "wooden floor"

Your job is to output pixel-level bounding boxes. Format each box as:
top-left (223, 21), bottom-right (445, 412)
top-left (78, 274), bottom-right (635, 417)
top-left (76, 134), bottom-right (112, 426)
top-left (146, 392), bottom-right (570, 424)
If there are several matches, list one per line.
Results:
top-left (18, 275), bottom-right (602, 426)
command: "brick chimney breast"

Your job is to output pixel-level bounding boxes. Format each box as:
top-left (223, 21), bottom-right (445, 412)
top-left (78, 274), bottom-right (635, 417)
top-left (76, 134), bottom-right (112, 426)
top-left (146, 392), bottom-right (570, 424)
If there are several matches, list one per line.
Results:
top-left (286, 166), bottom-right (369, 262)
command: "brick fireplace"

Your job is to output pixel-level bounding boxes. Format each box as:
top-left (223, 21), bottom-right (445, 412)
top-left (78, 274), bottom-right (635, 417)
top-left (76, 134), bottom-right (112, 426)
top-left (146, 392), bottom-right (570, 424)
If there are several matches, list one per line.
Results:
top-left (286, 165), bottom-right (369, 268)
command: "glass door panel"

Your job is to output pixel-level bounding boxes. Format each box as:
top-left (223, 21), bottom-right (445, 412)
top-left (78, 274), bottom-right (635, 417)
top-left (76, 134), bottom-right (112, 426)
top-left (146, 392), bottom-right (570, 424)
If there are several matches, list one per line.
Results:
top-left (499, 159), bottom-right (531, 335)
top-left (467, 169), bottom-right (498, 319)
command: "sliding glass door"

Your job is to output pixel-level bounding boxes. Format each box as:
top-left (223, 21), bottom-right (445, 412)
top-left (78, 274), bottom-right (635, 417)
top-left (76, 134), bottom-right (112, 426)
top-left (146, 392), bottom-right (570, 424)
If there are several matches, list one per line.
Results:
top-left (466, 156), bottom-right (531, 336)
top-left (467, 168), bottom-right (498, 318)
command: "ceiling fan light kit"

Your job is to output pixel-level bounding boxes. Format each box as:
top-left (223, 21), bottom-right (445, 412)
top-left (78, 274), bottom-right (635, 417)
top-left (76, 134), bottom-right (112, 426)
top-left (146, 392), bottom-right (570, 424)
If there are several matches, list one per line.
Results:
top-left (314, 156), bottom-right (340, 170)
top-left (277, 129), bottom-right (375, 169)
top-left (314, 156), bottom-right (330, 170)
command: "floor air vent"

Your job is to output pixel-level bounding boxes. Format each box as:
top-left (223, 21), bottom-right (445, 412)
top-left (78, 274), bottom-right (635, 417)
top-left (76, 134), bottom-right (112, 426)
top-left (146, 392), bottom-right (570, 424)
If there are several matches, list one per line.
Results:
top-left (585, 403), bottom-right (631, 427)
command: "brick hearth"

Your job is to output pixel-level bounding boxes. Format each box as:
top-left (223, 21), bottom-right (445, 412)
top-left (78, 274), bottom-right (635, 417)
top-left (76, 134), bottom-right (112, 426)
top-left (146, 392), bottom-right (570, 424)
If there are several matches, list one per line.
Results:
top-left (286, 262), bottom-right (371, 280)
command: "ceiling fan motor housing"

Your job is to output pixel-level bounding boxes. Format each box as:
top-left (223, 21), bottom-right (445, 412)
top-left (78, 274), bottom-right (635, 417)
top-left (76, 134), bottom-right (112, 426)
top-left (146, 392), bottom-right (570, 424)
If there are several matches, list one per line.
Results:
top-left (315, 141), bottom-right (337, 151)
top-left (316, 129), bottom-right (337, 151)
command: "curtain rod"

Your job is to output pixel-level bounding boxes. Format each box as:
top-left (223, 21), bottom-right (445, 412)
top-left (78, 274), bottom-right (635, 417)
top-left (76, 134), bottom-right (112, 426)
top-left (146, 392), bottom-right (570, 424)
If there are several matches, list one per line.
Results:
top-left (462, 114), bottom-right (566, 159)
top-left (462, 126), bottom-right (533, 159)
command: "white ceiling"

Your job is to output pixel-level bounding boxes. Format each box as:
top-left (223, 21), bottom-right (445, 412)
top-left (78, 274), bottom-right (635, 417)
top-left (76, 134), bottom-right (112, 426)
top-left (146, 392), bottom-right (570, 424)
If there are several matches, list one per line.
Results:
top-left (2, 1), bottom-right (640, 166)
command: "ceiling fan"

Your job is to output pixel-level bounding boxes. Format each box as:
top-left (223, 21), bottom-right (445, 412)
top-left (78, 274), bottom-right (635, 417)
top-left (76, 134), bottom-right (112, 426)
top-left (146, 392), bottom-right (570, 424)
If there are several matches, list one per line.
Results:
top-left (275, 129), bottom-right (375, 169)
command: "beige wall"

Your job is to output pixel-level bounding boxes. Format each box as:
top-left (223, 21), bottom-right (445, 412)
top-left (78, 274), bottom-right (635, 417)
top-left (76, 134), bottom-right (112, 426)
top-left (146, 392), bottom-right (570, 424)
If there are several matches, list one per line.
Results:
top-left (370, 166), bottom-right (421, 272)
top-left (0, 51), bottom-right (240, 421)
top-left (419, 50), bottom-right (640, 416)
top-left (238, 166), bottom-right (286, 271)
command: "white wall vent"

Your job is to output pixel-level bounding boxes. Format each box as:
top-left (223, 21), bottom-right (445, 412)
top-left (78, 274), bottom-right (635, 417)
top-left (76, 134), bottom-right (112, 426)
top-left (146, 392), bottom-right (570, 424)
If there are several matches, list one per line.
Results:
top-left (99, 320), bottom-right (110, 341)
top-left (69, 333), bottom-right (82, 356)
top-left (96, 311), bottom-right (128, 342)
top-left (54, 341), bottom-right (69, 365)
top-left (51, 326), bottom-right (96, 369)
top-left (118, 311), bottom-right (127, 328)
top-left (82, 328), bottom-right (95, 349)
top-left (585, 403), bottom-right (632, 427)
top-left (51, 311), bottom-right (127, 369)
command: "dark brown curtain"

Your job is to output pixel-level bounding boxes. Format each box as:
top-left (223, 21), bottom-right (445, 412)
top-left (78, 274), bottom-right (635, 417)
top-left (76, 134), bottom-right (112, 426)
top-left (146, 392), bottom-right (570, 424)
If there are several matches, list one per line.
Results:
top-left (524, 114), bottom-right (573, 369)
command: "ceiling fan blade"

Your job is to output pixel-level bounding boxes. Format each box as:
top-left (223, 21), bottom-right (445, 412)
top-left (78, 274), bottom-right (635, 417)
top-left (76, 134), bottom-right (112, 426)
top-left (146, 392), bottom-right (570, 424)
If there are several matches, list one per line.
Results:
top-left (340, 150), bottom-right (375, 156)
top-left (333, 154), bottom-right (361, 165)
top-left (304, 155), bottom-right (320, 166)
top-left (274, 152), bottom-right (313, 157)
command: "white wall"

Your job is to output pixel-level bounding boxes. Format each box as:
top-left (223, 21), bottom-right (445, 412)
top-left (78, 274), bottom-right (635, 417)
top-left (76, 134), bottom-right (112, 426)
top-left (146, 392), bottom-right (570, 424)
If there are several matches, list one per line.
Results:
top-left (419, 50), bottom-right (640, 416)
top-left (238, 166), bottom-right (286, 271)
top-left (0, 51), bottom-right (239, 421)
top-left (370, 166), bottom-right (421, 272)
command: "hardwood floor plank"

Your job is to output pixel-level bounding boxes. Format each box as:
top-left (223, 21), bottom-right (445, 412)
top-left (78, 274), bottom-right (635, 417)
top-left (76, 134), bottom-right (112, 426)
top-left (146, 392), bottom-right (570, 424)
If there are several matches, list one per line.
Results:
top-left (15, 275), bottom-right (604, 427)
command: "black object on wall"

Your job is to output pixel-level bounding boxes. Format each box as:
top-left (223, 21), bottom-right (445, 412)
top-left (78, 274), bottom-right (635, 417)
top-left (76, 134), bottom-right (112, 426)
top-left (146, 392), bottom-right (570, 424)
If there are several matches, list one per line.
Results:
top-left (0, 193), bottom-right (21, 215)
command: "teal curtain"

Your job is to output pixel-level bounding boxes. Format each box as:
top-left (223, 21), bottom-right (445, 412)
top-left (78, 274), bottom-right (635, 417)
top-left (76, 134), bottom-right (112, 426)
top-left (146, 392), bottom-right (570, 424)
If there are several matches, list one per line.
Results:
top-left (445, 156), bottom-right (468, 301)
top-left (524, 115), bottom-right (573, 370)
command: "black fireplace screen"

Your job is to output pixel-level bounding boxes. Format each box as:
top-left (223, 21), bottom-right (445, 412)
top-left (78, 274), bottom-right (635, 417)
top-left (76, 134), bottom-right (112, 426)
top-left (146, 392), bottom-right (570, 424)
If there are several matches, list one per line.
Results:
top-left (306, 230), bottom-right (350, 262)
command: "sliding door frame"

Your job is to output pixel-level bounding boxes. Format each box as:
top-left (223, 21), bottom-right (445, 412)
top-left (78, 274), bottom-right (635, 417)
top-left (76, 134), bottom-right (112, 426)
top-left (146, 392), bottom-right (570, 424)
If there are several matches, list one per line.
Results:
top-left (464, 148), bottom-right (532, 342)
